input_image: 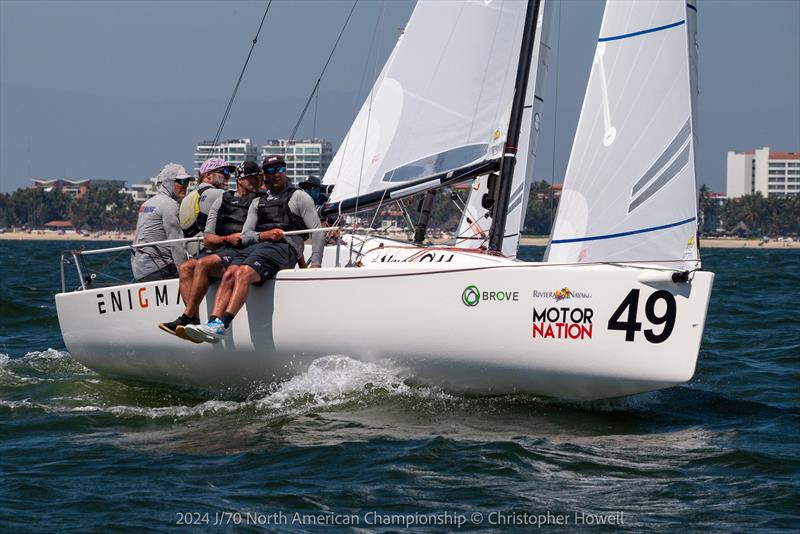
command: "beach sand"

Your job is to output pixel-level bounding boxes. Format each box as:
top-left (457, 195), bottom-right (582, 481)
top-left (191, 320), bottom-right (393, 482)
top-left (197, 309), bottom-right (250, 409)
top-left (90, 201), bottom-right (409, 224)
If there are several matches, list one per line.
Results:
top-left (0, 231), bottom-right (135, 241)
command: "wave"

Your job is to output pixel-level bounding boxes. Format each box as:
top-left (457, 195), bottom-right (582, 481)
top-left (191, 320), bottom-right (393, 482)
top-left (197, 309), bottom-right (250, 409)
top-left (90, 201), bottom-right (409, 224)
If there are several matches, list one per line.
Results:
top-left (1, 350), bottom-right (794, 434)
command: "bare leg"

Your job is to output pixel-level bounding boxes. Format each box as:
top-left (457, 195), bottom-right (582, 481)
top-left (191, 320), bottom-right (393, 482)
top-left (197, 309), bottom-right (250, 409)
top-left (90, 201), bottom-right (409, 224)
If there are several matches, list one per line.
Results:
top-left (224, 265), bottom-right (262, 317)
top-left (177, 259), bottom-right (196, 308)
top-left (211, 265), bottom-right (240, 317)
top-left (184, 255), bottom-right (225, 317)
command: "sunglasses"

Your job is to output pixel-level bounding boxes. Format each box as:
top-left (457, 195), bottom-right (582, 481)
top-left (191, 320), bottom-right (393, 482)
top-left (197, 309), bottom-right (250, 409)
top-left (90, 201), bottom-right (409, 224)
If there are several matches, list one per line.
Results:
top-left (175, 178), bottom-right (192, 186)
top-left (212, 168), bottom-right (233, 177)
top-left (262, 165), bottom-right (286, 175)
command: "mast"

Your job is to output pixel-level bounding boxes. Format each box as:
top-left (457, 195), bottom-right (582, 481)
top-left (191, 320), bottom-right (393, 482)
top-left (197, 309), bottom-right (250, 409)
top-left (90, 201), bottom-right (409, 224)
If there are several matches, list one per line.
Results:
top-left (413, 190), bottom-right (437, 244)
top-left (488, 0), bottom-right (543, 253)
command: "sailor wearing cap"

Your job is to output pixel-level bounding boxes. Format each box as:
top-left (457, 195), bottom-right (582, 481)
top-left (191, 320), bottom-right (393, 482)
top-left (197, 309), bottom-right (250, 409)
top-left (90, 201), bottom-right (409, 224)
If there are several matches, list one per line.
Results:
top-left (298, 175), bottom-right (328, 207)
top-left (159, 161), bottom-right (264, 340)
top-left (179, 157), bottom-right (236, 239)
top-left (131, 163), bottom-right (193, 282)
top-left (183, 155), bottom-right (324, 343)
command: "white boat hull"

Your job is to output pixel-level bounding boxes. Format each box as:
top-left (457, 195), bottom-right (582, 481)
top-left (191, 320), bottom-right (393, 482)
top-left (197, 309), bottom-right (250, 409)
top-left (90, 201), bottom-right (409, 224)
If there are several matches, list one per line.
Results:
top-left (56, 245), bottom-right (714, 400)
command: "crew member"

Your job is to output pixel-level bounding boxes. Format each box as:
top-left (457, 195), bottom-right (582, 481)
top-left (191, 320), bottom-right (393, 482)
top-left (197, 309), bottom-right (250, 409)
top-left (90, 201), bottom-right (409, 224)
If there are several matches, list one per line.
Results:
top-left (131, 163), bottom-right (193, 282)
top-left (298, 175), bottom-right (327, 207)
top-left (179, 157), bottom-right (235, 240)
top-left (184, 155), bottom-right (324, 342)
top-left (158, 161), bottom-right (263, 340)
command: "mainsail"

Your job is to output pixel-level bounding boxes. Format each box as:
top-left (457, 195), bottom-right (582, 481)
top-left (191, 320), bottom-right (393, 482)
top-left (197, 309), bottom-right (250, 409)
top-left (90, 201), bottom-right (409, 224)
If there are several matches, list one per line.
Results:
top-left (546, 0), bottom-right (700, 269)
top-left (454, 0), bottom-right (552, 257)
top-left (323, 0), bottom-right (532, 211)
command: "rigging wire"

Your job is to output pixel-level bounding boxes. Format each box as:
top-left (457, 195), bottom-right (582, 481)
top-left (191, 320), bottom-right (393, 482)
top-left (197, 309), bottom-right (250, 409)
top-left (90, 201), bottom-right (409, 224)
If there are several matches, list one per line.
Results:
top-left (549, 0), bottom-right (562, 228)
top-left (330, 0), bottom-right (386, 229)
top-left (209, 0), bottom-right (273, 155)
top-left (288, 0), bottom-right (359, 140)
top-left (350, 0), bottom-right (387, 264)
top-left (312, 84), bottom-right (319, 139)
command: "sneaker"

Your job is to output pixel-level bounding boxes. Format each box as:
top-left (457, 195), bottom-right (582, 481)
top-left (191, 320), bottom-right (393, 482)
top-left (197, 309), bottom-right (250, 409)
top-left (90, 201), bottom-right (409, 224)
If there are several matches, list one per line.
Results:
top-left (159, 317), bottom-right (201, 343)
top-left (175, 324), bottom-right (202, 344)
top-left (158, 320), bottom-right (181, 337)
top-left (184, 319), bottom-right (228, 343)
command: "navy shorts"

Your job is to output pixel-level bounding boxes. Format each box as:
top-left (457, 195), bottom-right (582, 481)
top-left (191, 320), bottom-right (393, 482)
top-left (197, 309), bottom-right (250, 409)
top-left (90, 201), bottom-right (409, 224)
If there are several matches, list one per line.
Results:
top-left (213, 246), bottom-right (246, 268)
top-left (231, 241), bottom-right (298, 285)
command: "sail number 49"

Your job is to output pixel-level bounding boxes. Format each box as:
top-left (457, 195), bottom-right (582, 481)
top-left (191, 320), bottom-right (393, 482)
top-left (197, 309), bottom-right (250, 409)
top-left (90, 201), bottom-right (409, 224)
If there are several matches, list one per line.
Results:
top-left (607, 289), bottom-right (676, 343)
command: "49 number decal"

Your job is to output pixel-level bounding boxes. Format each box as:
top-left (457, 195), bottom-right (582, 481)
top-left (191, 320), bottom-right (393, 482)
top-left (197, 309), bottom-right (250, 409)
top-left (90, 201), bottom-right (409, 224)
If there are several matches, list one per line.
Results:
top-left (608, 289), bottom-right (676, 343)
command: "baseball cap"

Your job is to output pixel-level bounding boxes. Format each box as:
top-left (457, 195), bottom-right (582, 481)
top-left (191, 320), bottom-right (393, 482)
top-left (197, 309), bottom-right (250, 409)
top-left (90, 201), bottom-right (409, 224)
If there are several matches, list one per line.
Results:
top-left (262, 155), bottom-right (287, 168)
top-left (237, 161), bottom-right (262, 178)
top-left (200, 157), bottom-right (235, 175)
top-left (156, 163), bottom-right (192, 183)
top-left (299, 176), bottom-right (322, 188)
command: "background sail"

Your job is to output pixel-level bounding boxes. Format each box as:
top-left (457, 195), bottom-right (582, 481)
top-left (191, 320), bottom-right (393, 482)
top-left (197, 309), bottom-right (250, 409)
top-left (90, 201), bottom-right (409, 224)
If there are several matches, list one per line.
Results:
top-left (454, 0), bottom-right (552, 258)
top-left (324, 0), bottom-right (530, 206)
top-left (545, 0), bottom-right (700, 268)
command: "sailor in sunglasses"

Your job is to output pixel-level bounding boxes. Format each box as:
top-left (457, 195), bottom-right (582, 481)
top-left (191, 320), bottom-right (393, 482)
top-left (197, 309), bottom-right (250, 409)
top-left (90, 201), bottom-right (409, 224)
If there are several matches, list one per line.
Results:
top-left (183, 155), bottom-right (325, 343)
top-left (179, 157), bottom-right (236, 242)
top-left (131, 163), bottom-right (194, 283)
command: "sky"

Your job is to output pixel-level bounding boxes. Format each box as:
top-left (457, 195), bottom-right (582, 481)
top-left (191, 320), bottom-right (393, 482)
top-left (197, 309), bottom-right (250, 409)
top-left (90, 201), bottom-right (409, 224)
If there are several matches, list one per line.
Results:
top-left (1, 0), bottom-right (798, 194)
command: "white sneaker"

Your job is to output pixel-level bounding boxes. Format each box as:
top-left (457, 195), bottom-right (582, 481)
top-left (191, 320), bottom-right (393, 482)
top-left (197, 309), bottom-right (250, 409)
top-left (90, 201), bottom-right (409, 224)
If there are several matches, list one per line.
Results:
top-left (184, 318), bottom-right (228, 343)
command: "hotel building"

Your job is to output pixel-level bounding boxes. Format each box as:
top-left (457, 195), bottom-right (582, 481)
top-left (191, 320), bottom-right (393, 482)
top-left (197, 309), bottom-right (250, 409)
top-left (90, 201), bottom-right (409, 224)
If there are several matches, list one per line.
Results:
top-left (726, 147), bottom-right (800, 198)
top-left (260, 138), bottom-right (333, 185)
top-left (194, 138), bottom-right (259, 175)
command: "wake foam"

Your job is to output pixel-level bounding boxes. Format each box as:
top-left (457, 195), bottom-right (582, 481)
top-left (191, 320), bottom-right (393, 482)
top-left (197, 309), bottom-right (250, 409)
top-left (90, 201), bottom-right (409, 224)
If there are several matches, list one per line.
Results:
top-left (1, 354), bottom-right (451, 420)
top-left (254, 355), bottom-right (417, 411)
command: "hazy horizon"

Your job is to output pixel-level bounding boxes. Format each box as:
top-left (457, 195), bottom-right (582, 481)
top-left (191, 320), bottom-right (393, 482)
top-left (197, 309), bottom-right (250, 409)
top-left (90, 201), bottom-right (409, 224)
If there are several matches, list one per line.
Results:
top-left (1, 0), bottom-right (798, 194)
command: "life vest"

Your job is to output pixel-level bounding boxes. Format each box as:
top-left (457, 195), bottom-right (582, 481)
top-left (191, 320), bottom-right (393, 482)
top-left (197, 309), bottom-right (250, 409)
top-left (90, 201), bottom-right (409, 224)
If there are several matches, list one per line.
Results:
top-left (254, 186), bottom-right (308, 239)
top-left (215, 191), bottom-right (258, 239)
top-left (180, 183), bottom-right (215, 237)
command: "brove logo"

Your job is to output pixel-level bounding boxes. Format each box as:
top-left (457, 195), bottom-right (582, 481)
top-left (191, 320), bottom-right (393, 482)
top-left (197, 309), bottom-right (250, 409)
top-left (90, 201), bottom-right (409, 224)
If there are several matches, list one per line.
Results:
top-left (462, 285), bottom-right (480, 307)
top-left (462, 285), bottom-right (519, 307)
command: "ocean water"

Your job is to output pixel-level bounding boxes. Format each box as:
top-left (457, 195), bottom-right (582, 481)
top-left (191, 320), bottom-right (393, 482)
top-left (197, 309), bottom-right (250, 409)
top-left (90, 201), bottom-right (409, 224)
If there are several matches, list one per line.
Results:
top-left (1, 241), bottom-right (798, 532)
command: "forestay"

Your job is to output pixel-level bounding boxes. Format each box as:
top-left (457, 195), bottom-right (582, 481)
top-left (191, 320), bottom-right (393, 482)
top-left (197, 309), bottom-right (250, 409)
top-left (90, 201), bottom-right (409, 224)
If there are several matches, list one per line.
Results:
top-left (546, 0), bottom-right (700, 269)
top-left (323, 0), bottom-right (531, 207)
top-left (454, 0), bottom-right (552, 258)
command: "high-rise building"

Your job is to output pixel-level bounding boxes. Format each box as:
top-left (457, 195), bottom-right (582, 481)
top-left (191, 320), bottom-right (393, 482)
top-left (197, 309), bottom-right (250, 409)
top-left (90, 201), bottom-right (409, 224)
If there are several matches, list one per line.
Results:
top-left (726, 147), bottom-right (800, 198)
top-left (260, 138), bottom-right (333, 185)
top-left (125, 176), bottom-right (159, 203)
top-left (194, 138), bottom-right (259, 175)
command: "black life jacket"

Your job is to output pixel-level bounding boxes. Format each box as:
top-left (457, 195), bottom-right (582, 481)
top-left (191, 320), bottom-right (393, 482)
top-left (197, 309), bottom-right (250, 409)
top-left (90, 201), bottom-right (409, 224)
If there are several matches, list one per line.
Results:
top-left (215, 191), bottom-right (258, 239)
top-left (254, 186), bottom-right (308, 239)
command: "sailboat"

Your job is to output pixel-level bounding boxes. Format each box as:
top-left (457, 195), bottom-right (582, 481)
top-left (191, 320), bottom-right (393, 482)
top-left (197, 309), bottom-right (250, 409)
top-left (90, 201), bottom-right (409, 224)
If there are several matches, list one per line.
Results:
top-left (55, 0), bottom-right (713, 401)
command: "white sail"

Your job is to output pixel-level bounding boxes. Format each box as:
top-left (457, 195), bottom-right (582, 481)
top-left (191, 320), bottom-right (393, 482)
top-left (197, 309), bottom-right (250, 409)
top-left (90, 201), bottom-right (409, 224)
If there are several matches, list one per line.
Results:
top-left (454, 0), bottom-right (552, 257)
top-left (545, 0), bottom-right (700, 269)
top-left (323, 0), bottom-right (530, 206)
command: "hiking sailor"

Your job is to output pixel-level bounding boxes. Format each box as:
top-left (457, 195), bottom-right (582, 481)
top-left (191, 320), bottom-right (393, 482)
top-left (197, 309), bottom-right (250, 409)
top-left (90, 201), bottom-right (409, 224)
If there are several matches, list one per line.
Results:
top-left (179, 157), bottom-right (235, 244)
top-left (184, 155), bottom-right (324, 342)
top-left (158, 161), bottom-right (263, 340)
top-left (131, 163), bottom-right (193, 282)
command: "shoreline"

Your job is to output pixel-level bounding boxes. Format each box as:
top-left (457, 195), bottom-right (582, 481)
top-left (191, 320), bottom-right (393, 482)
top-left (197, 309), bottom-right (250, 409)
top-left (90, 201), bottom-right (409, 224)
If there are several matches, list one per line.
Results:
top-left (0, 231), bottom-right (134, 241)
top-left (0, 231), bottom-right (797, 249)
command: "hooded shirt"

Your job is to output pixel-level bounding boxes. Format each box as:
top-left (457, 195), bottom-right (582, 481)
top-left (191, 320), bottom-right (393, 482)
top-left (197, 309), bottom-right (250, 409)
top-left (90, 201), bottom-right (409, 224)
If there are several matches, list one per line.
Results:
top-left (130, 164), bottom-right (188, 281)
